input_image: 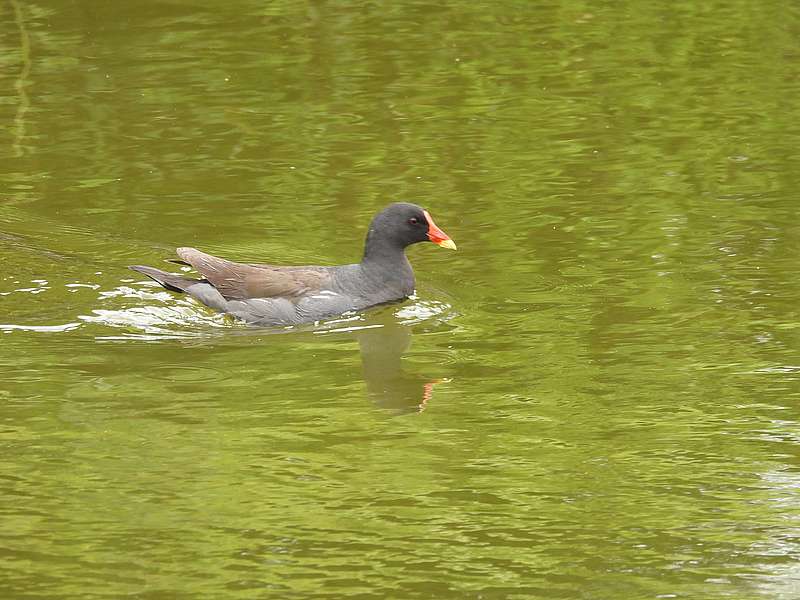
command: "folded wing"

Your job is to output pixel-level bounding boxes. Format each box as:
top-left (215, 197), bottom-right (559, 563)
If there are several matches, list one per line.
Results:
top-left (176, 247), bottom-right (330, 301)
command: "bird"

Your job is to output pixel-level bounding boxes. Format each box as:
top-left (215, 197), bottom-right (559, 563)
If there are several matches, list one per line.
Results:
top-left (129, 202), bottom-right (456, 326)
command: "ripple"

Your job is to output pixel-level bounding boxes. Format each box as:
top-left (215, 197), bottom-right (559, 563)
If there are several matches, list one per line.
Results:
top-left (0, 322), bottom-right (81, 333)
top-left (304, 298), bottom-right (458, 337)
top-left (79, 303), bottom-right (233, 340)
top-left (147, 364), bottom-right (232, 383)
top-left (395, 298), bottom-right (456, 325)
top-left (74, 283), bottom-right (234, 340)
top-left (0, 278), bottom-right (50, 296)
top-left (750, 365), bottom-right (800, 374)
top-left (0, 278), bottom-right (458, 341)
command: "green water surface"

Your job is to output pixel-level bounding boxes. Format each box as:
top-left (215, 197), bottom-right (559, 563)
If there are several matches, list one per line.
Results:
top-left (3, 1), bottom-right (800, 598)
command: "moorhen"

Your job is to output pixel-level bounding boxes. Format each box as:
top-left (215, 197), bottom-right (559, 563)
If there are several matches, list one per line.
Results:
top-left (129, 202), bottom-right (456, 325)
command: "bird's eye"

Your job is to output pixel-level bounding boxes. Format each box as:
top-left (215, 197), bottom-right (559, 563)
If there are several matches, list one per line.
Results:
top-left (409, 217), bottom-right (420, 225)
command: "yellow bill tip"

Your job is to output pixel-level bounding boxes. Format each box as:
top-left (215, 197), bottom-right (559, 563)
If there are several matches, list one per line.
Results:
top-left (438, 239), bottom-right (457, 250)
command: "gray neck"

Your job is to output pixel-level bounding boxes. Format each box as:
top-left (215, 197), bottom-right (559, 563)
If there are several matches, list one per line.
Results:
top-left (359, 246), bottom-right (415, 299)
top-left (355, 225), bottom-right (417, 299)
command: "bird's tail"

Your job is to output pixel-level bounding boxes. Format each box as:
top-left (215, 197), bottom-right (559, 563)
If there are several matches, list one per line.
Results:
top-left (128, 265), bottom-right (201, 294)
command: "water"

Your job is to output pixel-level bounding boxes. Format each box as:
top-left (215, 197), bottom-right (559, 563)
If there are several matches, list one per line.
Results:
top-left (3, 1), bottom-right (800, 598)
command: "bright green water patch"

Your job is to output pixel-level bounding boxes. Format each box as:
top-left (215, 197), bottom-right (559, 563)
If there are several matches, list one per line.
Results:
top-left (3, 1), bottom-right (800, 598)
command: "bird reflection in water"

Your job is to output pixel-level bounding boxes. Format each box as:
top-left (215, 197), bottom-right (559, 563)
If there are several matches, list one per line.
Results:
top-left (353, 321), bottom-right (447, 415)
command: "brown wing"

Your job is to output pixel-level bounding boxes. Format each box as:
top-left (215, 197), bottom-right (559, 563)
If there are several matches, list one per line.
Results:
top-left (176, 247), bottom-right (329, 301)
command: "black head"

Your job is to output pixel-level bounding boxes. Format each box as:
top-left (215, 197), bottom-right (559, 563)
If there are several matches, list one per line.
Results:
top-left (363, 203), bottom-right (456, 258)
